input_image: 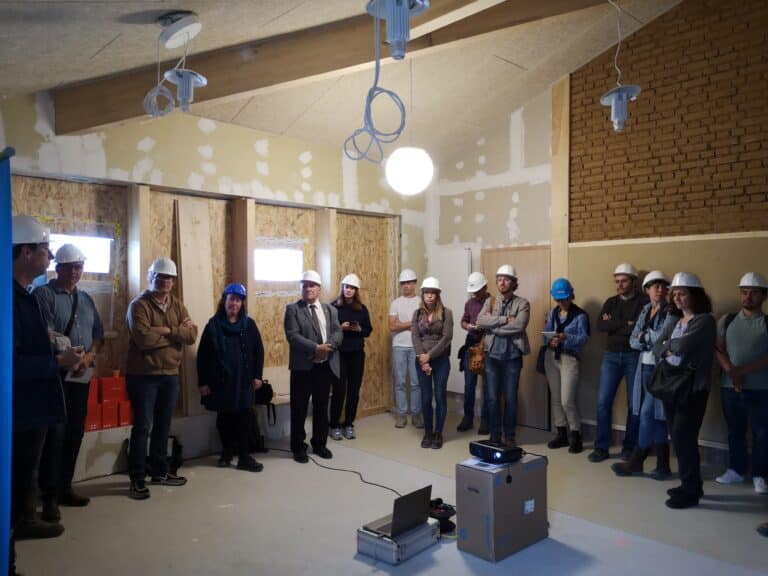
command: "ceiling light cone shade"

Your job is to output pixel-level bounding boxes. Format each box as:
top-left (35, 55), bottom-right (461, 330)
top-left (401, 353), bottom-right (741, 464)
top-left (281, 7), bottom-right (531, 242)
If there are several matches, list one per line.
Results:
top-left (600, 84), bottom-right (641, 132)
top-left (385, 147), bottom-right (434, 196)
top-left (164, 69), bottom-right (207, 112)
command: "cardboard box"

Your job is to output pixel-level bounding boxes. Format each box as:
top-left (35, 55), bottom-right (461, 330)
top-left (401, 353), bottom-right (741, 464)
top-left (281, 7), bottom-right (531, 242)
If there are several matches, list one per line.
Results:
top-left (118, 401), bottom-right (132, 427)
top-left (87, 377), bottom-right (99, 407)
top-left (85, 403), bottom-right (102, 432)
top-left (100, 377), bottom-right (127, 402)
top-left (102, 400), bottom-right (118, 429)
top-left (456, 454), bottom-right (548, 562)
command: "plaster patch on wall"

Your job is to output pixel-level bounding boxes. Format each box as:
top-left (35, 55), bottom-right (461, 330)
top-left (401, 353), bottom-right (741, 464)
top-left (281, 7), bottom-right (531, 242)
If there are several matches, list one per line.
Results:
top-left (188, 172), bottom-right (205, 190)
top-left (475, 191), bottom-right (485, 201)
top-left (298, 151), bottom-right (312, 165)
top-left (202, 162), bottom-right (217, 176)
top-left (475, 213), bottom-right (485, 224)
top-left (477, 137), bottom-right (486, 147)
top-left (132, 156), bottom-right (153, 181)
top-left (506, 207), bottom-right (520, 242)
top-left (452, 234), bottom-right (460, 243)
top-left (301, 182), bottom-right (312, 192)
top-left (137, 137), bottom-right (155, 153)
top-left (456, 161), bottom-right (464, 170)
top-left (294, 191), bottom-right (305, 202)
top-left (342, 155), bottom-right (361, 210)
top-left (475, 170), bottom-right (486, 178)
top-left (452, 198), bottom-right (463, 207)
top-left (453, 215), bottom-right (462, 224)
top-left (378, 177), bottom-right (389, 190)
top-left (197, 118), bottom-right (217, 134)
top-left (275, 190), bottom-right (288, 201)
top-left (400, 209), bottom-right (424, 228)
top-left (312, 191), bottom-right (326, 205)
top-left (327, 193), bottom-right (340, 207)
top-left (301, 167), bottom-right (313, 179)
top-left (250, 179), bottom-right (273, 198)
top-left (198, 145), bottom-right (213, 159)
top-left (254, 139), bottom-right (269, 157)
top-left (150, 169), bottom-right (163, 185)
top-left (476, 236), bottom-right (483, 243)
top-left (256, 161), bottom-right (269, 176)
top-left (108, 168), bottom-right (129, 180)
top-left (512, 191), bottom-right (520, 203)
top-left (478, 155), bottom-right (486, 166)
top-left (363, 199), bottom-right (392, 212)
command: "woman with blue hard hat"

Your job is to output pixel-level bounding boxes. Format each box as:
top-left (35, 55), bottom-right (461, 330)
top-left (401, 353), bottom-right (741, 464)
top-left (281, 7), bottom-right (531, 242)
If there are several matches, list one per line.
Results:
top-left (542, 278), bottom-right (590, 453)
top-left (197, 283), bottom-right (266, 472)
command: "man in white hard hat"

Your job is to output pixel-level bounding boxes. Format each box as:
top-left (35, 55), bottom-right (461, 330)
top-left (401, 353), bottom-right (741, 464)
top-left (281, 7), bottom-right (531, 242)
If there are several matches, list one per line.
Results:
top-left (284, 270), bottom-right (343, 463)
top-left (457, 272), bottom-right (491, 433)
top-left (589, 262), bottom-right (647, 463)
top-left (10, 216), bottom-right (83, 567)
top-left (477, 264), bottom-right (530, 447)
top-left (125, 257), bottom-right (197, 499)
top-left (33, 244), bottom-right (104, 523)
top-left (714, 272), bottom-right (768, 494)
top-left (389, 269), bottom-right (423, 429)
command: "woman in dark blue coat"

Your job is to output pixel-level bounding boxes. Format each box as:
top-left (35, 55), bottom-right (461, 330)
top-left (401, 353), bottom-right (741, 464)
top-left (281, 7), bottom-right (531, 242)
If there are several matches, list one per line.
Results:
top-left (197, 283), bottom-right (265, 472)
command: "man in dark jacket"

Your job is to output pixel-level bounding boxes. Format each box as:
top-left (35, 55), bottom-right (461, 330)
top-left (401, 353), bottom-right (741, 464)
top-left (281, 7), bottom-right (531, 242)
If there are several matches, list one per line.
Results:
top-left (10, 215), bottom-right (82, 572)
top-left (589, 262), bottom-right (647, 463)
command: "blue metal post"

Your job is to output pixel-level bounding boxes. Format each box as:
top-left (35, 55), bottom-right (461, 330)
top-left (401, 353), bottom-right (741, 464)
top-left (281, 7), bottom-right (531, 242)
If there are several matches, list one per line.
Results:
top-left (0, 147), bottom-right (15, 575)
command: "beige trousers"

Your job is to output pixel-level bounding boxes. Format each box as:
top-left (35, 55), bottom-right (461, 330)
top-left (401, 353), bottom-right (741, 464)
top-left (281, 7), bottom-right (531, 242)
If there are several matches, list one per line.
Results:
top-left (544, 348), bottom-right (581, 431)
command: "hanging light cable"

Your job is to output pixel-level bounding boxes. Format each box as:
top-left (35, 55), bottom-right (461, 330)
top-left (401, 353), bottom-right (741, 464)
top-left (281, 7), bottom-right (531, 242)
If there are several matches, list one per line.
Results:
top-left (600, 0), bottom-right (641, 132)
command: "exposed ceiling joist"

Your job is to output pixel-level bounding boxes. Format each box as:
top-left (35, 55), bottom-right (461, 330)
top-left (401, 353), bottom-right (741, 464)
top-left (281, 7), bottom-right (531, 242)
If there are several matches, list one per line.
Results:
top-left (52, 0), bottom-right (604, 135)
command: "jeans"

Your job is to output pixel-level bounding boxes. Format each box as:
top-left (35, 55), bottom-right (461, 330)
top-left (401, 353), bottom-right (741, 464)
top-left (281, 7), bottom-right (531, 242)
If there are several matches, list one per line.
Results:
top-left (595, 350), bottom-right (640, 451)
top-left (485, 356), bottom-right (523, 439)
top-left (665, 388), bottom-right (709, 495)
top-left (417, 355), bottom-right (450, 434)
top-left (637, 363), bottom-right (668, 449)
top-left (463, 349), bottom-right (489, 423)
top-left (721, 387), bottom-right (768, 477)
top-left (393, 347), bottom-right (421, 416)
top-left (330, 350), bottom-right (365, 427)
top-left (127, 374), bottom-right (180, 481)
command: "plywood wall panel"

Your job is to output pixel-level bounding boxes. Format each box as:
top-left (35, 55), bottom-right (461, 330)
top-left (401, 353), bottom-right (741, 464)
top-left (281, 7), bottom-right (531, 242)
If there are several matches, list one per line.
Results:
top-left (336, 212), bottom-right (397, 416)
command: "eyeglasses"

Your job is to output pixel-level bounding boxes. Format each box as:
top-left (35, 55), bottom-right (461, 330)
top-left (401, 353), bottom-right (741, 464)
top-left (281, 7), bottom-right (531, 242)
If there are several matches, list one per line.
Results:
top-left (155, 274), bottom-right (176, 281)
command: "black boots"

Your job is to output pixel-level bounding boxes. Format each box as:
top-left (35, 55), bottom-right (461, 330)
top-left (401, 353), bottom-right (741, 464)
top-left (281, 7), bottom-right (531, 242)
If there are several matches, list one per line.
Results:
top-left (456, 417), bottom-right (473, 432)
top-left (611, 447), bottom-right (649, 476)
top-left (547, 427), bottom-right (569, 449)
top-left (649, 443), bottom-right (671, 480)
top-left (569, 430), bottom-right (583, 454)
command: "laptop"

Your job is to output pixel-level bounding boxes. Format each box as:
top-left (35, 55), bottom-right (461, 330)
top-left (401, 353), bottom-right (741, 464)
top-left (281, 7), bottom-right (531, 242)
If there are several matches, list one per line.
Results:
top-left (363, 485), bottom-right (432, 538)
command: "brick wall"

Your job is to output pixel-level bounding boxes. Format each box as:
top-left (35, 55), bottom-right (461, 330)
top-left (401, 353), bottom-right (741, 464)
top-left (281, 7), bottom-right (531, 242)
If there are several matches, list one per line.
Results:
top-left (569, 0), bottom-right (768, 242)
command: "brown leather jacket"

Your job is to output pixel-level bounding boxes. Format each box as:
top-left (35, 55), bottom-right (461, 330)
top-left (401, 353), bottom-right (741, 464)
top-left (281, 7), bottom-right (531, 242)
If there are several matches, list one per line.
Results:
top-left (126, 291), bottom-right (198, 375)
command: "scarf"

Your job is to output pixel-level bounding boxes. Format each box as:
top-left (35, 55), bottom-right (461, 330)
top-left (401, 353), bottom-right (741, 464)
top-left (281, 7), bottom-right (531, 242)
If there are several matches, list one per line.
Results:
top-left (210, 312), bottom-right (249, 375)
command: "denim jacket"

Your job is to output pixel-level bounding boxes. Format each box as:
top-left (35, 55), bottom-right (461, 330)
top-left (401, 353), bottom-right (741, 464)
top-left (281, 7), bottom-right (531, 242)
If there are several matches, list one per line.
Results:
top-left (630, 301), bottom-right (674, 418)
top-left (543, 306), bottom-right (590, 358)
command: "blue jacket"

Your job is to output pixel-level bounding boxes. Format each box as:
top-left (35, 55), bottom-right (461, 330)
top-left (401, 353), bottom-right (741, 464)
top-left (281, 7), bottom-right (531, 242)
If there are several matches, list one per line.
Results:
top-left (543, 305), bottom-right (590, 357)
top-left (13, 281), bottom-right (65, 430)
top-left (629, 301), bottom-right (674, 419)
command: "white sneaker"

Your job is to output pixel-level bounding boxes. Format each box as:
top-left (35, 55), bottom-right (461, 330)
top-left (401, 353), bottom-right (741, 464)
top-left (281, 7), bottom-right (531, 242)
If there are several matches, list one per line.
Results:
top-left (754, 477), bottom-right (768, 495)
top-left (715, 468), bottom-right (744, 484)
top-left (330, 428), bottom-right (343, 441)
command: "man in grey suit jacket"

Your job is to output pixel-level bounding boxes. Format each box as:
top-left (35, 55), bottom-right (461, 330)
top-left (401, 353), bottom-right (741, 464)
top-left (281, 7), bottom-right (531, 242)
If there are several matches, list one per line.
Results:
top-left (284, 270), bottom-right (343, 463)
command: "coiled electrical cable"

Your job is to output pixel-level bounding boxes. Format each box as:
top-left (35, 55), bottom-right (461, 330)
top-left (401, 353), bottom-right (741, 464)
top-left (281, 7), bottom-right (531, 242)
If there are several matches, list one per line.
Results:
top-left (143, 33), bottom-right (192, 117)
top-left (343, 12), bottom-right (407, 164)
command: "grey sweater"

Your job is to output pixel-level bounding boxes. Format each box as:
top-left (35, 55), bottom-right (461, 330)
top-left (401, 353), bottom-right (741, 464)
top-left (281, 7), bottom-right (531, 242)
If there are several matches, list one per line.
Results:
top-left (653, 313), bottom-right (717, 392)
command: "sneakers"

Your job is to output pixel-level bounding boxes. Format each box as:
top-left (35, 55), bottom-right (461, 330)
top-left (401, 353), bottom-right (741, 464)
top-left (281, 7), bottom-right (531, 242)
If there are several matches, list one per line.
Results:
top-left (330, 427), bottom-right (343, 441)
top-left (412, 413), bottom-right (424, 429)
top-left (58, 487), bottom-right (90, 507)
top-left (237, 456), bottom-right (264, 472)
top-left (343, 425), bottom-right (356, 440)
top-left (14, 518), bottom-right (64, 539)
top-left (754, 476), bottom-right (767, 494)
top-left (456, 417), bottom-right (473, 432)
top-left (395, 415), bottom-right (407, 428)
top-left (129, 480), bottom-right (151, 500)
top-left (588, 448), bottom-right (610, 463)
top-left (150, 473), bottom-right (187, 487)
top-left (715, 468), bottom-right (744, 485)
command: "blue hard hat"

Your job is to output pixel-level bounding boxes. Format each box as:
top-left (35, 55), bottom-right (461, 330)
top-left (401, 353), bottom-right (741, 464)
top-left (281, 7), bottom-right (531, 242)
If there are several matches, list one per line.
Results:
top-left (223, 283), bottom-right (247, 298)
top-left (550, 278), bottom-right (574, 300)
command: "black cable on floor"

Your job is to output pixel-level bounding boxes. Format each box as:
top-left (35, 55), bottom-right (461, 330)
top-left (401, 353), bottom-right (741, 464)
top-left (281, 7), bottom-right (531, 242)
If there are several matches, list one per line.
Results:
top-left (269, 447), bottom-right (402, 497)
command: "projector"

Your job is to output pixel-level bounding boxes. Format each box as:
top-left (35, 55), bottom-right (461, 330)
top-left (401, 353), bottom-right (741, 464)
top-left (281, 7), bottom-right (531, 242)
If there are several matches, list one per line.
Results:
top-left (469, 440), bottom-right (523, 464)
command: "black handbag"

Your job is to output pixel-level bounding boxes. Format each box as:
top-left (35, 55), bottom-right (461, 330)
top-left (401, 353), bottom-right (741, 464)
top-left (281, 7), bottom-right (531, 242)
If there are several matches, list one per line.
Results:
top-left (647, 360), bottom-right (695, 407)
top-left (535, 345), bottom-right (547, 374)
top-left (253, 379), bottom-right (274, 405)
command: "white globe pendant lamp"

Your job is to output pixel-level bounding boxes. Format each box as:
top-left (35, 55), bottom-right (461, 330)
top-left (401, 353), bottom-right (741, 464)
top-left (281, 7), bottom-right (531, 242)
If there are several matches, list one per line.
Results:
top-left (385, 146), bottom-right (434, 196)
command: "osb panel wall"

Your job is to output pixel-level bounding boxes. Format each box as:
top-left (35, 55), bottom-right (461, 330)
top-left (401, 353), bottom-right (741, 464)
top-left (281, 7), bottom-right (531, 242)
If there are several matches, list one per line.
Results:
top-left (207, 199), bottom-right (232, 310)
top-left (252, 203), bottom-right (316, 367)
top-left (569, 0), bottom-right (768, 241)
top-left (336, 213), bottom-right (396, 416)
top-left (11, 175), bottom-right (130, 376)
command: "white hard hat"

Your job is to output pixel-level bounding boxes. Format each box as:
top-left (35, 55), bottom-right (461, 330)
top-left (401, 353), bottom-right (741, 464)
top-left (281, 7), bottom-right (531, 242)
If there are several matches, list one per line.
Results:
top-left (467, 272), bottom-right (487, 293)
top-left (399, 269), bottom-right (417, 283)
top-left (420, 276), bottom-right (441, 291)
top-left (12, 214), bottom-right (50, 245)
top-left (148, 257), bottom-right (177, 277)
top-left (614, 262), bottom-right (638, 277)
top-left (496, 264), bottom-right (517, 279)
top-left (301, 270), bottom-right (322, 285)
top-left (55, 243), bottom-right (86, 264)
top-left (670, 272), bottom-right (703, 289)
top-left (739, 272), bottom-right (768, 289)
top-left (341, 273), bottom-right (361, 289)
top-left (642, 270), bottom-right (670, 289)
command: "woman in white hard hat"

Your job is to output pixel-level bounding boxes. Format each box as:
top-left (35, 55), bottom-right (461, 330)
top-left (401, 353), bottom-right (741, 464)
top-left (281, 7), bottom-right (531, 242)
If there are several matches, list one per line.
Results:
top-left (652, 272), bottom-right (716, 509)
top-left (197, 283), bottom-right (265, 472)
top-left (543, 278), bottom-right (590, 454)
top-left (613, 271), bottom-right (674, 479)
top-left (330, 273), bottom-right (372, 441)
top-left (411, 277), bottom-right (453, 449)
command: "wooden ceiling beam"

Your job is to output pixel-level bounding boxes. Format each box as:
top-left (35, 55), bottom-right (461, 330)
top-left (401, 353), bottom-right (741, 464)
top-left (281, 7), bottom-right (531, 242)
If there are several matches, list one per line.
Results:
top-left (52, 0), bottom-right (604, 134)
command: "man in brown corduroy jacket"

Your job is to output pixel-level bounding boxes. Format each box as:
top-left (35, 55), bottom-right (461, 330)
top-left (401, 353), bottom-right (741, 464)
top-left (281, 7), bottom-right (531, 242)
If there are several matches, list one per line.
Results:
top-left (125, 257), bottom-right (197, 500)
